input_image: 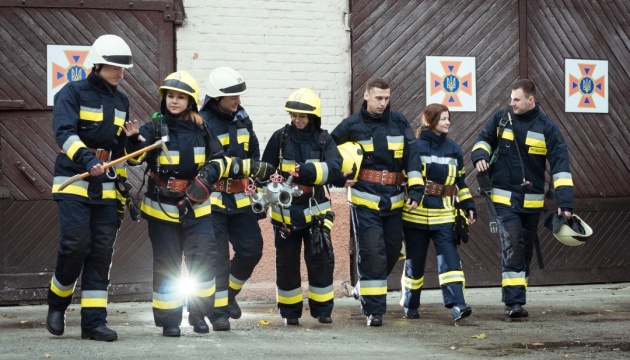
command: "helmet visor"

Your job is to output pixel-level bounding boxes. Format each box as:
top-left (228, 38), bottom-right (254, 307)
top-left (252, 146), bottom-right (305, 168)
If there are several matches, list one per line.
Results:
top-left (162, 79), bottom-right (196, 94)
top-left (102, 55), bottom-right (133, 66)
top-left (285, 101), bottom-right (317, 113)
top-left (220, 82), bottom-right (247, 95)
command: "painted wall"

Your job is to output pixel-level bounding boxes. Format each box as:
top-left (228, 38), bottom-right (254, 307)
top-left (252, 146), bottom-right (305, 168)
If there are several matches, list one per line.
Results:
top-left (177, 0), bottom-right (352, 149)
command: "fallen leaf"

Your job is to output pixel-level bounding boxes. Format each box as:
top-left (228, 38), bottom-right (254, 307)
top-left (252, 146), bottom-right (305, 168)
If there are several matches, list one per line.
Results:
top-left (43, 354), bottom-right (51, 359)
top-left (531, 342), bottom-right (544, 346)
top-left (470, 333), bottom-right (487, 339)
top-left (20, 320), bottom-right (28, 324)
top-left (258, 320), bottom-right (269, 326)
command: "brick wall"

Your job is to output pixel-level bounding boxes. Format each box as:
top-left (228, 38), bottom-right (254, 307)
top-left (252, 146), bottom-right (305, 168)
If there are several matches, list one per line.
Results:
top-left (177, 0), bottom-right (352, 149)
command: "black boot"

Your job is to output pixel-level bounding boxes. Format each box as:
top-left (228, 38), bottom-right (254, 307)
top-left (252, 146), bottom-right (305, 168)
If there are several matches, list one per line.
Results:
top-left (81, 325), bottom-right (118, 341)
top-left (366, 314), bottom-right (382, 327)
top-left (228, 298), bottom-right (242, 319)
top-left (46, 308), bottom-right (66, 336)
top-left (210, 317), bottom-right (231, 331)
top-left (162, 326), bottom-right (181, 337)
top-left (188, 313), bottom-right (209, 334)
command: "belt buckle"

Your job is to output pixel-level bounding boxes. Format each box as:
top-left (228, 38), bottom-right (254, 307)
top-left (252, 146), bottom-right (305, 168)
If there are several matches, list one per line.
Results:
top-left (381, 170), bottom-right (388, 185)
top-left (225, 178), bottom-right (232, 193)
top-left (424, 180), bottom-right (433, 195)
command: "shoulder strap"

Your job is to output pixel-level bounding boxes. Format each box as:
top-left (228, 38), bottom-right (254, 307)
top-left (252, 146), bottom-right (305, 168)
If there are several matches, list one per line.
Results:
top-left (318, 129), bottom-right (329, 161)
top-left (278, 124), bottom-right (291, 166)
top-left (489, 107), bottom-right (511, 165)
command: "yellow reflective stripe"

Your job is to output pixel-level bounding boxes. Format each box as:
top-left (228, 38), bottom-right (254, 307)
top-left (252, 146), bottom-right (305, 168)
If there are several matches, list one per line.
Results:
top-left (439, 270), bottom-right (465, 285)
top-left (491, 188), bottom-right (511, 206)
top-left (525, 131), bottom-right (545, 148)
top-left (407, 170), bottom-right (423, 187)
top-left (79, 106), bottom-right (103, 121)
top-left (153, 298), bottom-right (183, 310)
top-left (271, 205), bottom-right (292, 225)
top-left (502, 272), bottom-right (527, 288)
top-left (193, 200), bottom-right (211, 217)
top-left (229, 275), bottom-right (246, 291)
top-left (277, 288), bottom-right (303, 305)
top-left (303, 201), bottom-right (332, 223)
top-left (280, 159), bottom-right (296, 173)
top-left (217, 133), bottom-right (229, 146)
top-left (141, 198), bottom-right (180, 223)
top-left (212, 158), bottom-right (226, 177)
top-left (160, 152), bottom-right (179, 165)
top-left (501, 128), bottom-right (514, 140)
top-left (313, 162), bottom-right (324, 184)
top-left (52, 177), bottom-right (89, 196)
top-left (242, 158), bottom-right (252, 176)
top-left (236, 130), bottom-right (249, 144)
top-left (390, 193), bottom-right (405, 210)
top-left (66, 143), bottom-right (87, 161)
top-left (553, 172), bottom-right (574, 188)
top-left (349, 188), bottom-right (380, 210)
top-left (308, 285), bottom-right (334, 302)
top-left (193, 280), bottom-right (216, 298)
top-left (193, 147), bottom-right (205, 165)
top-left (50, 276), bottom-right (75, 298)
top-left (152, 291), bottom-right (183, 310)
top-left (81, 290), bottom-right (108, 308)
top-left (458, 188), bottom-right (472, 201)
top-left (386, 135), bottom-right (404, 151)
top-left (472, 141), bottom-right (491, 154)
top-left (214, 293), bottom-right (228, 307)
top-left (402, 275), bottom-right (423, 290)
top-left (528, 147), bottom-right (547, 155)
top-left (358, 140), bottom-right (374, 152)
top-left (358, 280), bottom-right (387, 296)
top-left (210, 193), bottom-right (226, 208)
top-left (235, 193), bottom-right (251, 207)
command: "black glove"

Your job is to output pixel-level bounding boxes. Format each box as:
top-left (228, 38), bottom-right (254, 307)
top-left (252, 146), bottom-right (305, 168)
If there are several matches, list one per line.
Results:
top-left (126, 197), bottom-right (141, 221)
top-left (310, 215), bottom-right (325, 256)
top-left (251, 161), bottom-right (276, 180)
top-left (177, 196), bottom-right (194, 216)
top-left (453, 207), bottom-right (469, 245)
top-left (321, 211), bottom-right (335, 257)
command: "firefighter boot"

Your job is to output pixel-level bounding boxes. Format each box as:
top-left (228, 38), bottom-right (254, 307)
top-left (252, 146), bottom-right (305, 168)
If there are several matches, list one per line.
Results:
top-left (228, 291), bottom-right (242, 320)
top-left (210, 316), bottom-right (231, 331)
top-left (81, 325), bottom-right (118, 341)
top-left (188, 312), bottom-right (209, 334)
top-left (404, 308), bottom-right (420, 319)
top-left (46, 308), bottom-right (66, 336)
top-left (505, 304), bottom-right (529, 318)
top-left (366, 314), bottom-right (382, 327)
top-left (162, 326), bottom-right (181, 337)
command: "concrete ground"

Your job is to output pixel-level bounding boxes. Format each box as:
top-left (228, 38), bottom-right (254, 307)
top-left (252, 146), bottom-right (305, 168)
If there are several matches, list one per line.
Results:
top-left (1, 283), bottom-right (629, 360)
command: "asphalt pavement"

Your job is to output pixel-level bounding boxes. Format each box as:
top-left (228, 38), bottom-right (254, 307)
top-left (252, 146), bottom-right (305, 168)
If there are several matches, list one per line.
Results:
top-left (1, 283), bottom-right (629, 360)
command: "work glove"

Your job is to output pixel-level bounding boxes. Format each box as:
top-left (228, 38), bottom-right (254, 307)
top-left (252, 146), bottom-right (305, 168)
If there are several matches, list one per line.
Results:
top-left (251, 161), bottom-right (276, 181)
top-left (310, 214), bottom-right (325, 256)
top-left (321, 211), bottom-right (335, 257)
top-left (126, 197), bottom-right (141, 221)
top-left (185, 174), bottom-right (213, 203)
top-left (453, 207), bottom-right (469, 245)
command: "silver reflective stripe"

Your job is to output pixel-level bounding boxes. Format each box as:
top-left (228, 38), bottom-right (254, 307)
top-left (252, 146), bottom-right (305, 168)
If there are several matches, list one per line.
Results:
top-left (62, 135), bottom-right (82, 154)
top-left (420, 155), bottom-right (457, 166)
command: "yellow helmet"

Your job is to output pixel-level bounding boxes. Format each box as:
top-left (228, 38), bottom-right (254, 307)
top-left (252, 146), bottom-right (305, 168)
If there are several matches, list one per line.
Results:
top-left (284, 88), bottom-right (321, 118)
top-left (337, 142), bottom-right (363, 180)
top-left (159, 71), bottom-right (200, 105)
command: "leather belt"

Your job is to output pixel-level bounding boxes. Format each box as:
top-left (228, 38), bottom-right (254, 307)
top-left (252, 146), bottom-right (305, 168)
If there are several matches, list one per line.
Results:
top-left (357, 169), bottom-right (404, 185)
top-left (424, 180), bottom-right (456, 197)
top-left (60, 147), bottom-right (111, 162)
top-left (150, 172), bottom-right (190, 193)
top-left (293, 184), bottom-right (313, 195)
top-left (213, 178), bottom-right (249, 193)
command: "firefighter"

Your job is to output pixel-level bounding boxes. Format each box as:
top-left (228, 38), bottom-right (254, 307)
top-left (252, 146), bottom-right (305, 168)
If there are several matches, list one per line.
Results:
top-left (331, 77), bottom-right (423, 326)
top-left (198, 67), bottom-right (274, 326)
top-left (124, 71), bottom-right (270, 335)
top-left (472, 79), bottom-right (574, 318)
top-left (47, 34), bottom-right (134, 341)
top-left (261, 88), bottom-right (343, 325)
top-left (401, 104), bottom-right (476, 321)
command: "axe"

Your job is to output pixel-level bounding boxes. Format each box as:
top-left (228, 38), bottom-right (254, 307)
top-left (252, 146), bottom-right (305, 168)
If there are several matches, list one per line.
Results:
top-left (57, 140), bottom-right (171, 191)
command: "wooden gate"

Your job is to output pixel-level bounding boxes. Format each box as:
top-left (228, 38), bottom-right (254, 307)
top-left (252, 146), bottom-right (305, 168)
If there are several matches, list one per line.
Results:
top-left (0, 0), bottom-right (183, 304)
top-left (349, 0), bottom-right (630, 288)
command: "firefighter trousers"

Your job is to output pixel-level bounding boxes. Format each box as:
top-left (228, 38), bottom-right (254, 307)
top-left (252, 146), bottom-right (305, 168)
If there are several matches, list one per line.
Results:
top-left (211, 211), bottom-right (263, 319)
top-left (47, 200), bottom-right (118, 330)
top-left (274, 226), bottom-right (335, 320)
top-left (401, 226), bottom-right (467, 311)
top-left (350, 206), bottom-right (403, 316)
top-left (495, 205), bottom-right (539, 306)
top-left (147, 216), bottom-right (217, 327)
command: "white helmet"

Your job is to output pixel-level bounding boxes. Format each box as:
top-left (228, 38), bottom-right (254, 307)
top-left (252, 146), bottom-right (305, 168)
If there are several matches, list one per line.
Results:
top-left (545, 213), bottom-right (593, 246)
top-left (87, 34), bottom-right (133, 68)
top-left (205, 67), bottom-right (247, 98)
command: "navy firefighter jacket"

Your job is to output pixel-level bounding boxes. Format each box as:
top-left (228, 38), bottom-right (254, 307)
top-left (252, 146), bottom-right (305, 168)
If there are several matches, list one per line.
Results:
top-left (330, 101), bottom-right (423, 216)
top-left (262, 124), bottom-right (342, 231)
top-left (126, 113), bottom-right (226, 223)
top-left (402, 129), bottom-right (475, 229)
top-left (199, 96), bottom-right (261, 214)
top-left (52, 72), bottom-right (129, 203)
top-left (471, 104), bottom-right (574, 213)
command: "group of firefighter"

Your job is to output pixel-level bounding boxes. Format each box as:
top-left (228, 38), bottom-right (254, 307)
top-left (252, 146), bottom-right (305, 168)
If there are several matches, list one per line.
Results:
top-left (46, 34), bottom-right (578, 341)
